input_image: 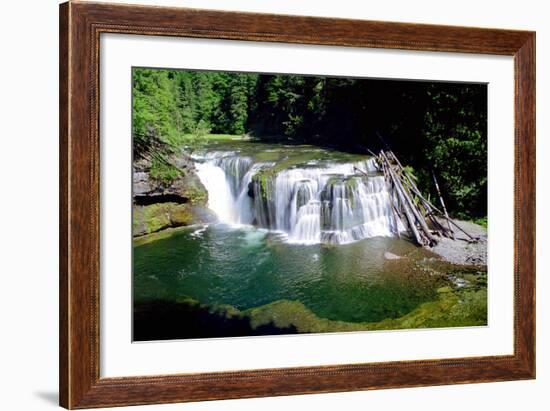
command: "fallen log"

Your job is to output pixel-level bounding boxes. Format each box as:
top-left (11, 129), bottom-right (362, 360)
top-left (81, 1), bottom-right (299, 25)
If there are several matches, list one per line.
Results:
top-left (387, 150), bottom-right (477, 242)
top-left (437, 214), bottom-right (479, 242)
top-left (386, 151), bottom-right (449, 237)
top-left (381, 151), bottom-right (437, 246)
top-left (353, 166), bottom-right (372, 177)
top-left (380, 151), bottom-right (431, 246)
top-left (369, 144), bottom-right (478, 246)
top-left (432, 171), bottom-right (455, 239)
top-left (380, 161), bottom-right (402, 238)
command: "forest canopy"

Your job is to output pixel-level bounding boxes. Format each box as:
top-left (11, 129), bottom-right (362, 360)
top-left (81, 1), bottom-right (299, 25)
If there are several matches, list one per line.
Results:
top-left (132, 68), bottom-right (487, 220)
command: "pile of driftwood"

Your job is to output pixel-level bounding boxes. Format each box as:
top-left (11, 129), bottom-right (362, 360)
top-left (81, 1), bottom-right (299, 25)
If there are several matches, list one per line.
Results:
top-left (357, 149), bottom-right (478, 247)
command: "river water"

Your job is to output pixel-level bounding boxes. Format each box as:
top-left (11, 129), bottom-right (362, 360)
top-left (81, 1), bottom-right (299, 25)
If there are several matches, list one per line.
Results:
top-left (134, 223), bottom-right (445, 324)
top-left (134, 141), bottom-right (459, 332)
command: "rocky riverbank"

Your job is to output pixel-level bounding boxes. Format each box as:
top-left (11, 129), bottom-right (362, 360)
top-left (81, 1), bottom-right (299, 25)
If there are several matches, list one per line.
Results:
top-left (429, 219), bottom-right (487, 266)
top-left (133, 155), bottom-right (214, 237)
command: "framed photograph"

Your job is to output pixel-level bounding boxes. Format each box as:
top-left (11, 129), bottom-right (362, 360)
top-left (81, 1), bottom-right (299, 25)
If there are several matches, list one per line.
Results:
top-left (59, 1), bottom-right (535, 408)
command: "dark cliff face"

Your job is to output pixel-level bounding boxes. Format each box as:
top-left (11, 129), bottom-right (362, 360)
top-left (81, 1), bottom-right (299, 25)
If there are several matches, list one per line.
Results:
top-left (132, 155), bottom-right (214, 237)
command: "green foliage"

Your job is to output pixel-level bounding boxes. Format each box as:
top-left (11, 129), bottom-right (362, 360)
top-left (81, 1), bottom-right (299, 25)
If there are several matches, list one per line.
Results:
top-left (132, 67), bottom-right (487, 219)
top-left (422, 84), bottom-right (487, 218)
top-left (133, 68), bottom-right (257, 152)
top-left (149, 157), bottom-right (181, 184)
top-left (182, 119), bottom-right (211, 153)
top-left (402, 165), bottom-right (418, 182)
top-left (472, 217), bottom-right (488, 228)
top-left (132, 69), bottom-right (181, 146)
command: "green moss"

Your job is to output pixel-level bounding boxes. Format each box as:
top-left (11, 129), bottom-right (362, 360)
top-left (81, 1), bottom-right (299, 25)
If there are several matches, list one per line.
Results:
top-left (245, 300), bottom-right (362, 333)
top-left (133, 226), bottom-right (190, 246)
top-left (254, 150), bottom-right (285, 162)
top-left (245, 147), bottom-right (374, 205)
top-left (270, 151), bottom-right (322, 173)
top-left (462, 272), bottom-right (487, 288)
top-left (170, 206), bottom-right (193, 225)
top-left (249, 149), bottom-right (334, 199)
top-left (133, 204), bottom-right (171, 234)
top-left (210, 303), bottom-right (242, 318)
top-left (345, 176), bottom-right (361, 188)
top-left (251, 172), bottom-right (273, 202)
top-left (448, 289), bottom-right (487, 323)
top-left (133, 203), bottom-right (196, 237)
top-left (184, 184), bottom-right (207, 205)
top-left (146, 283), bottom-right (487, 336)
top-left (243, 286), bottom-right (487, 333)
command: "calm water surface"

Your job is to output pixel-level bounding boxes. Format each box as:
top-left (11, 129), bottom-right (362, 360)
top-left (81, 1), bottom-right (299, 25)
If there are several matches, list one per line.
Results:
top-left (134, 224), bottom-right (447, 323)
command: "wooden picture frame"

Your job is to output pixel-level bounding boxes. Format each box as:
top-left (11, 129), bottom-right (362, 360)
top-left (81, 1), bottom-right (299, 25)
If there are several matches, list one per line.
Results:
top-left (59, 1), bottom-right (535, 408)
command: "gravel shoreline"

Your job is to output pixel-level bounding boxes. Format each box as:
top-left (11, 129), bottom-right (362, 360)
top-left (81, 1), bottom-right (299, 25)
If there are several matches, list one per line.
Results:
top-left (429, 219), bottom-right (487, 266)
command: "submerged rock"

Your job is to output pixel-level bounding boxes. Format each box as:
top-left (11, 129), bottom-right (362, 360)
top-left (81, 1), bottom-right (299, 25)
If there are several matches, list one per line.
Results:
top-left (384, 251), bottom-right (403, 260)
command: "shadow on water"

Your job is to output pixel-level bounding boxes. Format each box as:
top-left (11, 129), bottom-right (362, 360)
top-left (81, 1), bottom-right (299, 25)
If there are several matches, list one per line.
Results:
top-left (134, 300), bottom-right (297, 341)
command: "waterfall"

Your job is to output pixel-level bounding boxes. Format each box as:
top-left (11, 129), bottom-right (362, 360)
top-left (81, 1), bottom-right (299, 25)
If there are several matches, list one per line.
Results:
top-left (195, 150), bottom-right (404, 245)
top-left (194, 161), bottom-right (236, 223)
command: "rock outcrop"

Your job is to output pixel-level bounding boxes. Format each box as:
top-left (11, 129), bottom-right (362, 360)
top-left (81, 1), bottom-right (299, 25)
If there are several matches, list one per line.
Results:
top-left (132, 155), bottom-right (214, 237)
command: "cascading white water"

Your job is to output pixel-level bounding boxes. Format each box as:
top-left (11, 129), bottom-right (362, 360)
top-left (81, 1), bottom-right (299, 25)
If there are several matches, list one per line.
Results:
top-left (194, 161), bottom-right (236, 223)
top-left (195, 150), bottom-right (404, 245)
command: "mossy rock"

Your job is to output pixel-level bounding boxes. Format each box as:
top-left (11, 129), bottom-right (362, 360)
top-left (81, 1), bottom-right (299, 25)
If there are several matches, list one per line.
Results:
top-left (251, 173), bottom-right (274, 202)
top-left (246, 300), bottom-right (362, 333)
top-left (139, 284), bottom-right (487, 338)
top-left (133, 203), bottom-right (196, 236)
top-left (171, 170), bottom-right (208, 206)
top-left (170, 206), bottom-right (193, 225)
top-left (244, 286), bottom-right (487, 334)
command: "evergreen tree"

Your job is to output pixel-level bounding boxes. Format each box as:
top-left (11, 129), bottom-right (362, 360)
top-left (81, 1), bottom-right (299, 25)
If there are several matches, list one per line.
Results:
top-left (132, 67), bottom-right (487, 218)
